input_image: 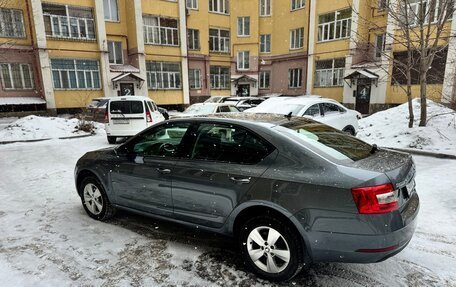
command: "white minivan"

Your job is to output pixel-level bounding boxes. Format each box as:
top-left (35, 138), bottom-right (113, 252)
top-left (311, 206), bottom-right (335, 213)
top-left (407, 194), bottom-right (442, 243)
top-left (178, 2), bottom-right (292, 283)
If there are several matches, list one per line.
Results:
top-left (105, 96), bottom-right (165, 144)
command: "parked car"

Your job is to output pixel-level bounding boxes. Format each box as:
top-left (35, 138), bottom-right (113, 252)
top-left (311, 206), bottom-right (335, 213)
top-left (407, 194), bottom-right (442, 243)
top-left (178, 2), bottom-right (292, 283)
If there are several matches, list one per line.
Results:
top-left (245, 96), bottom-right (362, 135)
top-left (175, 103), bottom-right (240, 117)
top-left (105, 96), bottom-right (165, 144)
top-left (86, 97), bottom-right (110, 123)
top-left (221, 97), bottom-right (266, 111)
top-left (204, 96), bottom-right (228, 103)
top-left (75, 113), bottom-right (419, 282)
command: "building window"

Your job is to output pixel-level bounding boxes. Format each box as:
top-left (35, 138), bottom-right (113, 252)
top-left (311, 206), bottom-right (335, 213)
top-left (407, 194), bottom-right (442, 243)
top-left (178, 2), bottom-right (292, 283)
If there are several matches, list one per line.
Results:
top-left (290, 27), bottom-right (304, 49)
top-left (209, 0), bottom-right (229, 14)
top-left (260, 0), bottom-right (271, 16)
top-left (237, 51), bottom-right (250, 70)
top-left (189, 69), bottom-right (201, 89)
top-left (146, 61), bottom-right (181, 90)
top-left (188, 29), bottom-right (200, 50)
top-left (186, 0), bottom-right (198, 9)
top-left (318, 8), bottom-right (351, 42)
top-left (375, 33), bottom-right (386, 58)
top-left (314, 58), bottom-right (345, 87)
top-left (43, 4), bottom-right (96, 40)
top-left (210, 66), bottom-right (230, 89)
top-left (288, 68), bottom-right (302, 88)
top-left (50, 59), bottom-right (101, 89)
top-left (143, 16), bottom-right (179, 46)
top-left (0, 8), bottom-right (25, 38)
top-left (103, 0), bottom-right (118, 21)
top-left (209, 28), bottom-right (230, 53)
top-left (404, 0), bottom-right (446, 26)
top-left (291, 0), bottom-right (305, 10)
top-left (237, 17), bottom-right (250, 37)
top-left (0, 63), bottom-right (33, 90)
top-left (260, 34), bottom-right (271, 53)
top-left (259, 71), bottom-right (270, 89)
top-left (108, 41), bottom-right (123, 64)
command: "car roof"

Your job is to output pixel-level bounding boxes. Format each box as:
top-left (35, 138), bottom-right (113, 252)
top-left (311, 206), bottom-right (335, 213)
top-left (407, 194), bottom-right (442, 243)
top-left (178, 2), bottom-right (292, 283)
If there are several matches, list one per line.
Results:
top-left (224, 97), bottom-right (264, 100)
top-left (108, 96), bottom-right (153, 102)
top-left (192, 102), bottom-right (235, 107)
top-left (263, 96), bottom-right (341, 106)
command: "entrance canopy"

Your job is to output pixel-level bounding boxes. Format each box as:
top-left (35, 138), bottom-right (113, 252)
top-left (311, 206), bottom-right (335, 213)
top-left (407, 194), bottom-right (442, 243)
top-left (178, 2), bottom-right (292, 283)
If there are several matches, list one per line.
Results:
top-left (231, 75), bottom-right (257, 83)
top-left (344, 69), bottom-right (379, 80)
top-left (111, 73), bottom-right (145, 90)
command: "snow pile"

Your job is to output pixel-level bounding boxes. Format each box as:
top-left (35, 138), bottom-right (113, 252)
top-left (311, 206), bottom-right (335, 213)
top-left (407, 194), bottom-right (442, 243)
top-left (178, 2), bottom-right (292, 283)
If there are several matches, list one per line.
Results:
top-left (0, 115), bottom-right (94, 142)
top-left (358, 99), bottom-right (456, 155)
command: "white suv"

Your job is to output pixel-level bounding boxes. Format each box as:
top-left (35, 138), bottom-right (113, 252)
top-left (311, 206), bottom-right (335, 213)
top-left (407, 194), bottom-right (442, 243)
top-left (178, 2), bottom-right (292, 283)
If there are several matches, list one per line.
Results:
top-left (105, 96), bottom-right (165, 144)
top-left (245, 96), bottom-right (362, 135)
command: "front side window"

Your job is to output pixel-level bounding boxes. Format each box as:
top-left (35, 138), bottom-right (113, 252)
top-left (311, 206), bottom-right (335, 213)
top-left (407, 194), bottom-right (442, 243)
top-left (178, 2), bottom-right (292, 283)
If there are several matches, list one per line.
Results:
top-left (291, 0), bottom-right (305, 10)
top-left (188, 29), bottom-right (200, 50)
top-left (288, 68), bottom-right (302, 88)
top-left (108, 41), bottom-right (123, 64)
top-left (189, 69), bottom-right (201, 89)
top-left (318, 8), bottom-right (351, 42)
top-left (260, 34), bottom-right (271, 53)
top-left (191, 123), bottom-right (273, 164)
top-left (143, 16), bottom-right (179, 46)
top-left (237, 17), bottom-right (250, 36)
top-left (259, 71), bottom-right (270, 89)
top-left (186, 0), bottom-right (198, 10)
top-left (210, 66), bottom-right (230, 89)
top-left (237, 51), bottom-right (250, 70)
top-left (43, 4), bottom-right (96, 40)
top-left (314, 58), bottom-right (345, 87)
top-left (0, 8), bottom-right (25, 38)
top-left (304, 104), bottom-right (320, 117)
top-left (132, 122), bottom-right (191, 158)
top-left (209, 28), bottom-right (230, 53)
top-left (290, 27), bottom-right (304, 49)
top-left (209, 0), bottom-right (229, 14)
top-left (260, 0), bottom-right (271, 16)
top-left (320, 102), bottom-right (345, 115)
top-left (103, 0), bottom-right (118, 21)
top-left (51, 59), bottom-right (100, 89)
top-left (0, 63), bottom-right (33, 90)
top-left (146, 61), bottom-right (181, 90)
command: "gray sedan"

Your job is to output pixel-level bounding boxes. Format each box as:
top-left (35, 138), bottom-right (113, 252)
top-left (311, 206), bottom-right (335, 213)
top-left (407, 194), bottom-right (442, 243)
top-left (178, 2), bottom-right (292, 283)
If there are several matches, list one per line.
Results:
top-left (74, 113), bottom-right (419, 282)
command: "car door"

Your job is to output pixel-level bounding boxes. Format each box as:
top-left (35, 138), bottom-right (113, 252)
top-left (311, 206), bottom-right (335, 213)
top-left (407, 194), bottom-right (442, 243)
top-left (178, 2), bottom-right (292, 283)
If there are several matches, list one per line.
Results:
top-left (302, 104), bottom-right (323, 122)
top-left (319, 102), bottom-right (345, 130)
top-left (171, 122), bottom-right (277, 228)
top-left (111, 121), bottom-right (194, 216)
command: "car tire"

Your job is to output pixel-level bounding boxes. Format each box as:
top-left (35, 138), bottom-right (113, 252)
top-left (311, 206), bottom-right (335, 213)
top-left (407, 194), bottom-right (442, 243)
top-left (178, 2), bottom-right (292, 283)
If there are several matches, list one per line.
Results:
top-left (107, 136), bottom-right (117, 144)
top-left (79, 176), bottom-right (115, 221)
top-left (342, 126), bottom-right (355, 136)
top-left (238, 215), bottom-right (304, 282)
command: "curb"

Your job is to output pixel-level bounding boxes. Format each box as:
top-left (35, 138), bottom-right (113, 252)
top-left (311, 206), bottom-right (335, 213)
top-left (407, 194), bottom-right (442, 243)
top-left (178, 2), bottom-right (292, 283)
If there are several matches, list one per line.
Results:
top-left (387, 147), bottom-right (456, 160)
top-left (0, 133), bottom-right (94, 145)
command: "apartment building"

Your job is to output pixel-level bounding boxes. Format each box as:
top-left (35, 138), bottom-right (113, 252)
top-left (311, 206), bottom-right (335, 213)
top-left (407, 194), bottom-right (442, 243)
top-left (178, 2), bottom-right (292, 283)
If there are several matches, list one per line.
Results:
top-left (0, 0), bottom-right (455, 114)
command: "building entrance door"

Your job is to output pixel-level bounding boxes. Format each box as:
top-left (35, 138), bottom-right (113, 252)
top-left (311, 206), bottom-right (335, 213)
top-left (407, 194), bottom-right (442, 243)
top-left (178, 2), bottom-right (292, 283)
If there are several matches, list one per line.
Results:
top-left (355, 83), bottom-right (371, 115)
top-left (237, 84), bottom-right (250, 97)
top-left (120, 83), bottom-right (135, 96)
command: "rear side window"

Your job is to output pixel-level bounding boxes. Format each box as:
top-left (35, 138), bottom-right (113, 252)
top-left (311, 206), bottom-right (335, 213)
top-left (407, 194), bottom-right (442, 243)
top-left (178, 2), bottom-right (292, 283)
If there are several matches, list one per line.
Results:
top-left (320, 103), bottom-right (345, 115)
top-left (218, 106), bottom-right (231, 113)
top-left (110, 101), bottom-right (144, 114)
top-left (191, 123), bottom-right (274, 164)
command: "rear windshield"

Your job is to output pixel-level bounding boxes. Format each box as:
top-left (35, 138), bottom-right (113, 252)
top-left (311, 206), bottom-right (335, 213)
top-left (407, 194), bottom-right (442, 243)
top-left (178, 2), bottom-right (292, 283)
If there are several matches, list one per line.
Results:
top-left (110, 100), bottom-right (144, 114)
top-left (276, 120), bottom-right (372, 162)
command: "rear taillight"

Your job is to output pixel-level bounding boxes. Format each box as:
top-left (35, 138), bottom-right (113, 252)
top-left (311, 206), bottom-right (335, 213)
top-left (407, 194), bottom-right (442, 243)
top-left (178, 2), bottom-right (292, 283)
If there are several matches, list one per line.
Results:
top-left (146, 111), bottom-right (152, 123)
top-left (351, 184), bottom-right (398, 214)
top-left (104, 111), bottom-right (108, 123)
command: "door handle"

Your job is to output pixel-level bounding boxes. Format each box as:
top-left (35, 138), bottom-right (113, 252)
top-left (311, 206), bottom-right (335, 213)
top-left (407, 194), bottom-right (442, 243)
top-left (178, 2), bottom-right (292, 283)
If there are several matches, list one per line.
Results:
top-left (156, 168), bottom-right (171, 174)
top-left (230, 177), bottom-right (251, 184)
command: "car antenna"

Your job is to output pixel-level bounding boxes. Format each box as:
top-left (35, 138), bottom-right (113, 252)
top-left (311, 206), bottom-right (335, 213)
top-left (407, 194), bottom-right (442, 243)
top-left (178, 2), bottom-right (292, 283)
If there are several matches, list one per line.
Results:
top-left (285, 112), bottom-right (292, 121)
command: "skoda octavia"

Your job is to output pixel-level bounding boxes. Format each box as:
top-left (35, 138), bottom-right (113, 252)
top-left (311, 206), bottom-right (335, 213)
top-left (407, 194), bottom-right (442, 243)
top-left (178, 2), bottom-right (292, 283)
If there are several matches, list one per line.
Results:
top-left (74, 114), bottom-right (419, 282)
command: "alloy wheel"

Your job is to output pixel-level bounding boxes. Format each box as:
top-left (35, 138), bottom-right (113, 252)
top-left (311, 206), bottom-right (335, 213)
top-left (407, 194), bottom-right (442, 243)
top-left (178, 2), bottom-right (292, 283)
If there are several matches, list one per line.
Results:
top-left (83, 183), bottom-right (104, 215)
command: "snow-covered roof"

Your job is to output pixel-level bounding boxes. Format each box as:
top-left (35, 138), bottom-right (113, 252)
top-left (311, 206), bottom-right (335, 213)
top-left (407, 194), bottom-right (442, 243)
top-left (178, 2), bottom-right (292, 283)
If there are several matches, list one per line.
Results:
top-left (0, 97), bottom-right (46, 105)
top-left (345, 69), bottom-right (379, 79)
top-left (110, 64), bottom-right (140, 73)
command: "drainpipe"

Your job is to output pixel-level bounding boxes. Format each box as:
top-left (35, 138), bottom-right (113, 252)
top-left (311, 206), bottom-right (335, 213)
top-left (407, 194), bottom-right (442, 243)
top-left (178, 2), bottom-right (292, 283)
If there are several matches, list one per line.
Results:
top-left (179, 0), bottom-right (190, 105)
top-left (306, 0), bottom-right (316, 95)
top-left (25, 0), bottom-right (44, 100)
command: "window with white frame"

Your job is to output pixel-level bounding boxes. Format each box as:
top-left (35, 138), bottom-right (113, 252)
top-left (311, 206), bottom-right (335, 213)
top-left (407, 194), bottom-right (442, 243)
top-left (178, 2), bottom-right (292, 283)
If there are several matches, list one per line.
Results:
top-left (103, 0), bottom-right (118, 21)
top-left (143, 16), bottom-right (179, 46)
top-left (0, 8), bottom-right (25, 38)
top-left (317, 8), bottom-right (351, 42)
top-left (188, 29), bottom-right (200, 50)
top-left (108, 41), bottom-right (123, 64)
top-left (210, 66), bottom-right (230, 89)
top-left (50, 59), bottom-right (101, 89)
top-left (146, 61), bottom-right (181, 90)
top-left (237, 17), bottom-right (250, 36)
top-left (209, 28), bottom-right (230, 52)
top-left (290, 27), bottom-right (304, 49)
top-left (209, 0), bottom-right (229, 14)
top-left (260, 34), bottom-right (271, 53)
top-left (259, 71), bottom-right (270, 89)
top-left (404, 0), bottom-right (447, 26)
top-left (42, 4), bottom-right (96, 40)
top-left (291, 0), bottom-right (305, 10)
top-left (314, 58), bottom-right (345, 87)
top-left (186, 0), bottom-right (198, 9)
top-left (189, 69), bottom-right (201, 89)
top-left (289, 68), bottom-right (302, 88)
top-left (0, 63), bottom-right (33, 90)
top-left (260, 0), bottom-right (271, 16)
top-left (237, 51), bottom-right (250, 70)
top-left (375, 33), bottom-right (386, 58)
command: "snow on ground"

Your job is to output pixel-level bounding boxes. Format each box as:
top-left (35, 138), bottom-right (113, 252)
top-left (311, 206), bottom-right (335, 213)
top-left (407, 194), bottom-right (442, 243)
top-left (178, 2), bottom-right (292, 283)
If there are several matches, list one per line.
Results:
top-left (357, 99), bottom-right (456, 155)
top-left (0, 116), bottom-right (93, 142)
top-left (0, 130), bottom-right (456, 286)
